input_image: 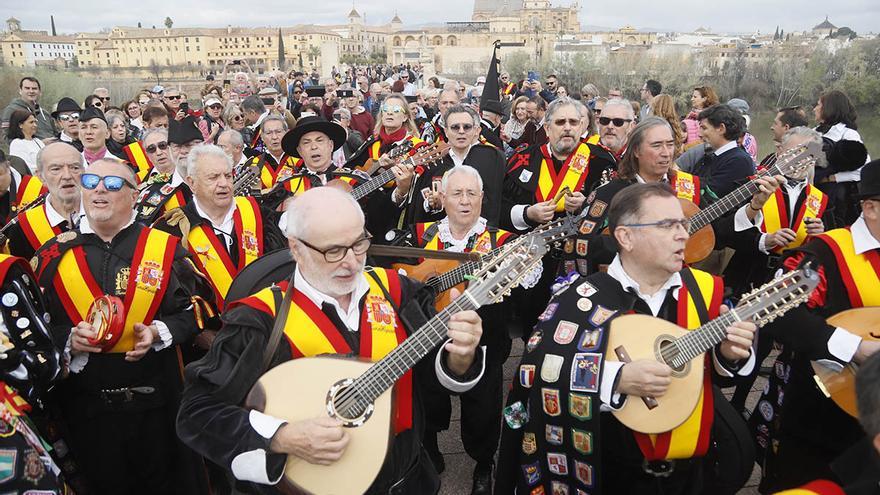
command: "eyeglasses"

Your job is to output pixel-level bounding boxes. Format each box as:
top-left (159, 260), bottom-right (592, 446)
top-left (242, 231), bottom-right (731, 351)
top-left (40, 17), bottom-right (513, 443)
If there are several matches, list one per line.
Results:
top-left (138, 100), bottom-right (150, 105)
top-left (208, 104), bottom-right (223, 110)
top-left (382, 104), bottom-right (404, 114)
top-left (165, 95), bottom-right (182, 100)
top-left (594, 109), bottom-right (602, 116)
top-left (232, 115), bottom-right (244, 121)
top-left (296, 233), bottom-right (372, 263)
top-left (81, 173), bottom-right (137, 191)
top-left (145, 141), bottom-right (169, 154)
top-left (58, 113), bottom-right (79, 122)
top-left (598, 117), bottom-right (632, 127)
top-left (293, 90), bottom-right (303, 94)
top-left (448, 123), bottom-right (474, 132)
top-left (545, 81), bottom-right (556, 86)
top-left (99, 96), bottom-right (111, 102)
top-left (553, 118), bottom-right (580, 127)
top-left (620, 218), bottom-right (691, 232)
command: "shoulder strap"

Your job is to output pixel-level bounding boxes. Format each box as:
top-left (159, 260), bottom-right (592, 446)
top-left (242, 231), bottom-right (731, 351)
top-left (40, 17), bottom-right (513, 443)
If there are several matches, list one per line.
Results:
top-left (488, 227), bottom-right (499, 249)
top-left (679, 267), bottom-right (710, 324)
top-left (421, 222), bottom-right (440, 244)
top-left (261, 272), bottom-right (296, 373)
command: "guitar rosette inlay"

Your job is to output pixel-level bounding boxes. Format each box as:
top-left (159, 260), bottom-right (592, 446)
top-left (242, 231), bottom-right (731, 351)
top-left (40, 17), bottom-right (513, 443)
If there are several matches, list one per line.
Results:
top-left (326, 378), bottom-right (374, 427)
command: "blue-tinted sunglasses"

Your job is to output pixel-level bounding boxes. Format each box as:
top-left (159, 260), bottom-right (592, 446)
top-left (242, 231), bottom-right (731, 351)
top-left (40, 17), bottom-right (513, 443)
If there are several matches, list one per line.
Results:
top-left (81, 173), bottom-right (137, 191)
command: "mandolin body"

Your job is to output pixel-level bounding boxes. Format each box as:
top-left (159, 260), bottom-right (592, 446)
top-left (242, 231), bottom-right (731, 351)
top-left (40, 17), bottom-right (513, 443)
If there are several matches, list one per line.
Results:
top-left (245, 356), bottom-right (393, 495)
top-left (606, 314), bottom-right (707, 433)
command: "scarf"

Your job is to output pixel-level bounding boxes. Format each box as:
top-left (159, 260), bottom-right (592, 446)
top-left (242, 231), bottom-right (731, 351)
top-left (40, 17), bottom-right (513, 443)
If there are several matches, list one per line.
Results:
top-left (379, 127), bottom-right (407, 147)
top-left (83, 146), bottom-right (108, 164)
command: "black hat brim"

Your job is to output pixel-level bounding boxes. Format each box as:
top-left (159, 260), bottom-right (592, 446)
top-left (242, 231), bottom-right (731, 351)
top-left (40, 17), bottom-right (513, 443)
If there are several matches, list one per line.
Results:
top-left (281, 120), bottom-right (347, 158)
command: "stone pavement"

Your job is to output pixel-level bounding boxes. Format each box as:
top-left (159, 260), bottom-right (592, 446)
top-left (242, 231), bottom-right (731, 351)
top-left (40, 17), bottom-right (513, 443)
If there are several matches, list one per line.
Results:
top-left (436, 340), bottom-right (770, 494)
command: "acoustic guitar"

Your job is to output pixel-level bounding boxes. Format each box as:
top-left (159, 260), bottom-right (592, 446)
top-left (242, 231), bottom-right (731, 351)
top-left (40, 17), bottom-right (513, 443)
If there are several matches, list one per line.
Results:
top-left (392, 213), bottom-right (581, 310)
top-left (245, 236), bottom-right (548, 495)
top-left (606, 265), bottom-right (819, 433)
top-left (355, 140), bottom-right (415, 176)
top-left (350, 142), bottom-right (450, 201)
top-left (681, 141), bottom-right (821, 264)
top-left (811, 307), bottom-right (880, 418)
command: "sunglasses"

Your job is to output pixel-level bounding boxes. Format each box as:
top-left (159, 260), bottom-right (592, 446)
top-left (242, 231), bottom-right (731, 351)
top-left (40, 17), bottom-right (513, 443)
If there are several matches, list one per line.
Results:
top-left (138, 100), bottom-right (150, 105)
top-left (598, 116), bottom-right (632, 127)
top-left (232, 114), bottom-right (244, 121)
top-left (208, 104), bottom-right (223, 110)
top-left (58, 113), bottom-right (80, 122)
top-left (145, 141), bottom-right (169, 154)
top-left (99, 96), bottom-right (111, 102)
top-left (165, 95), bottom-right (182, 100)
top-left (553, 118), bottom-right (580, 127)
top-left (382, 104), bottom-right (404, 114)
top-left (293, 90), bottom-right (303, 94)
top-left (81, 173), bottom-right (137, 191)
top-left (448, 123), bottom-right (474, 132)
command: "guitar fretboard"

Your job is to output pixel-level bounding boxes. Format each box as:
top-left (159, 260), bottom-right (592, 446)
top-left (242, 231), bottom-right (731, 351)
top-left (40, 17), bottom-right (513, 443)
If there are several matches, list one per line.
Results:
top-left (688, 164), bottom-right (781, 232)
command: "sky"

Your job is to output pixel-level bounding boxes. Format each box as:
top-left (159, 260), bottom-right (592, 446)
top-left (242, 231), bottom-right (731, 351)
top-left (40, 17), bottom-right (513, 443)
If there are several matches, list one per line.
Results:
top-left (6, 0), bottom-right (879, 36)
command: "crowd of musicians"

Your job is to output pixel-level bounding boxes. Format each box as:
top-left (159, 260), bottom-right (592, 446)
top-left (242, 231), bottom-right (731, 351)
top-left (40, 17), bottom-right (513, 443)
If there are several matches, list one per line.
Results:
top-left (0, 66), bottom-right (876, 495)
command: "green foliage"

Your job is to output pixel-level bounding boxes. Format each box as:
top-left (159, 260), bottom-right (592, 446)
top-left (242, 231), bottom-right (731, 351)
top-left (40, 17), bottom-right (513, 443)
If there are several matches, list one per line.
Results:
top-left (164, 17), bottom-right (173, 29)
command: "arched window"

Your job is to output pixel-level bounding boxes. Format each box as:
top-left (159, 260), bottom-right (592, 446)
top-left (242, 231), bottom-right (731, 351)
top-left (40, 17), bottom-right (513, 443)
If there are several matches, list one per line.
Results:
top-left (447, 36), bottom-right (457, 46)
top-left (433, 35), bottom-right (443, 46)
top-left (393, 36), bottom-right (401, 47)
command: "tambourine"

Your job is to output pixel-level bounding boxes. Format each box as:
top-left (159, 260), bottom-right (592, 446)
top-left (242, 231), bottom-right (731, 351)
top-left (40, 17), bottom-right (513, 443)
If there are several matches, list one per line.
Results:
top-left (86, 295), bottom-right (125, 351)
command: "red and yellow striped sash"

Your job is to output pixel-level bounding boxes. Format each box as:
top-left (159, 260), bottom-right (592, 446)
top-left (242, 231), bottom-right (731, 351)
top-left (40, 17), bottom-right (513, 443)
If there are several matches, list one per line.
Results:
top-left (633, 268), bottom-right (721, 460)
top-left (187, 197), bottom-right (263, 309)
top-left (53, 228), bottom-right (177, 353)
top-left (14, 175), bottom-right (46, 210)
top-left (536, 142), bottom-right (592, 212)
top-left (235, 268), bottom-right (413, 432)
top-left (18, 204), bottom-right (62, 252)
top-left (813, 228), bottom-right (880, 307)
top-left (762, 185), bottom-right (827, 253)
top-left (672, 171), bottom-right (701, 205)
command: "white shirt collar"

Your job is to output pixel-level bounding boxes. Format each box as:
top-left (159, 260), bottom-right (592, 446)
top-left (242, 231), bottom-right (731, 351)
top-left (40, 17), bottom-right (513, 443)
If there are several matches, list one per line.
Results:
top-left (192, 197), bottom-right (236, 233)
top-left (851, 216), bottom-right (880, 255)
top-left (44, 195), bottom-right (85, 228)
top-left (294, 266), bottom-right (371, 331)
top-left (250, 111), bottom-right (270, 130)
top-left (437, 217), bottom-right (487, 252)
top-left (449, 144), bottom-right (475, 166)
top-left (635, 173), bottom-right (669, 184)
top-left (79, 212), bottom-right (137, 236)
top-left (713, 140), bottom-right (738, 156)
top-left (607, 255), bottom-right (682, 316)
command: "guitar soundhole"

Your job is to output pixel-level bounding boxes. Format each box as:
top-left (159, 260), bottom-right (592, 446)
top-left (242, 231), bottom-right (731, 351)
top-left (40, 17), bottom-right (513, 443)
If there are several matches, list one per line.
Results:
top-left (326, 379), bottom-right (374, 428)
top-left (655, 336), bottom-right (689, 378)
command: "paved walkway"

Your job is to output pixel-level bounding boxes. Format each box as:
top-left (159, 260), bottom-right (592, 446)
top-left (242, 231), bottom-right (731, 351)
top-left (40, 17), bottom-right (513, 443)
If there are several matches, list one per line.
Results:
top-left (436, 340), bottom-right (768, 494)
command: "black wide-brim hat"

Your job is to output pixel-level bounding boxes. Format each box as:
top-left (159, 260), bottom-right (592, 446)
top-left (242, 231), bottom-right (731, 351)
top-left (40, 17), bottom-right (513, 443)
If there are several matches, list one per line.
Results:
top-left (856, 159), bottom-right (880, 199)
top-left (281, 116), bottom-right (346, 158)
top-left (52, 97), bottom-right (83, 118)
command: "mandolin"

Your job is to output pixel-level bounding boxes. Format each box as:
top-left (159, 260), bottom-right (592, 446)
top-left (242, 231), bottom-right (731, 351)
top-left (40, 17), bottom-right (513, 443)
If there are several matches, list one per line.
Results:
top-left (606, 266), bottom-right (819, 433)
top-left (682, 141), bottom-right (821, 264)
top-left (811, 307), bottom-right (880, 418)
top-left (392, 213), bottom-right (580, 310)
top-left (350, 142), bottom-right (450, 201)
top-left (244, 236), bottom-right (548, 495)
top-left (232, 163), bottom-right (261, 198)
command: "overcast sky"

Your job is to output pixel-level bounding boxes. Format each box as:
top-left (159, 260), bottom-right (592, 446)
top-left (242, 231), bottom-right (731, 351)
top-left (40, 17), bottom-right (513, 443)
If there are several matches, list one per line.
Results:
top-left (7, 0), bottom-right (879, 36)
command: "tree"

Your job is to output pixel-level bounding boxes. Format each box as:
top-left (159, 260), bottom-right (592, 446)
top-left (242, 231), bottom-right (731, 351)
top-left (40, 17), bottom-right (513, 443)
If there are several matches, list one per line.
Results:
top-left (137, 22), bottom-right (142, 28)
top-left (774, 26), bottom-right (780, 40)
top-left (308, 46), bottom-right (321, 64)
top-left (164, 17), bottom-right (173, 29)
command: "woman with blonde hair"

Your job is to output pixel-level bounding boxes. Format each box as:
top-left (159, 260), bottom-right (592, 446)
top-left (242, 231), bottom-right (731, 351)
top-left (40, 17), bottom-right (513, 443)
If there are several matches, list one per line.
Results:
top-left (683, 85), bottom-right (719, 145)
top-left (502, 95), bottom-right (536, 151)
top-left (651, 94), bottom-right (686, 157)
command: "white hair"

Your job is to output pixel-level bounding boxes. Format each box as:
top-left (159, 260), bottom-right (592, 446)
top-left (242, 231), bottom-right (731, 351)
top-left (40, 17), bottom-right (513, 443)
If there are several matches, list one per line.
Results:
top-left (36, 142), bottom-right (85, 173)
top-left (604, 98), bottom-right (635, 120)
top-left (142, 128), bottom-right (168, 143)
top-left (441, 165), bottom-right (483, 193)
top-left (217, 129), bottom-right (244, 148)
top-left (185, 143), bottom-right (233, 178)
top-left (285, 188), bottom-right (364, 240)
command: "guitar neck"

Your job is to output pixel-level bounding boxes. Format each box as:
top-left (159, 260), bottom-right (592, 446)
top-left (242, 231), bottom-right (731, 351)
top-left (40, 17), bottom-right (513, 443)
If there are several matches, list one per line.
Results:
top-left (351, 293), bottom-right (480, 401)
top-left (352, 167), bottom-right (398, 201)
top-left (688, 167), bottom-right (776, 232)
top-left (430, 245), bottom-right (504, 293)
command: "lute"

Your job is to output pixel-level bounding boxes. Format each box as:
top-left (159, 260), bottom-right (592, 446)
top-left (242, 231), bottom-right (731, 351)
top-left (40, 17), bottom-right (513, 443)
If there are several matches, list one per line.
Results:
top-left (606, 265), bottom-right (819, 433)
top-left (245, 235), bottom-right (548, 495)
top-left (811, 307), bottom-right (880, 418)
top-left (682, 141), bottom-right (821, 264)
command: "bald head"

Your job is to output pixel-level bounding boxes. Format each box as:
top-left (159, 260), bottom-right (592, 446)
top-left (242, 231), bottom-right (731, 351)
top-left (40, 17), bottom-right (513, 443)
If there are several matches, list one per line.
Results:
top-left (286, 187), bottom-right (363, 241)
